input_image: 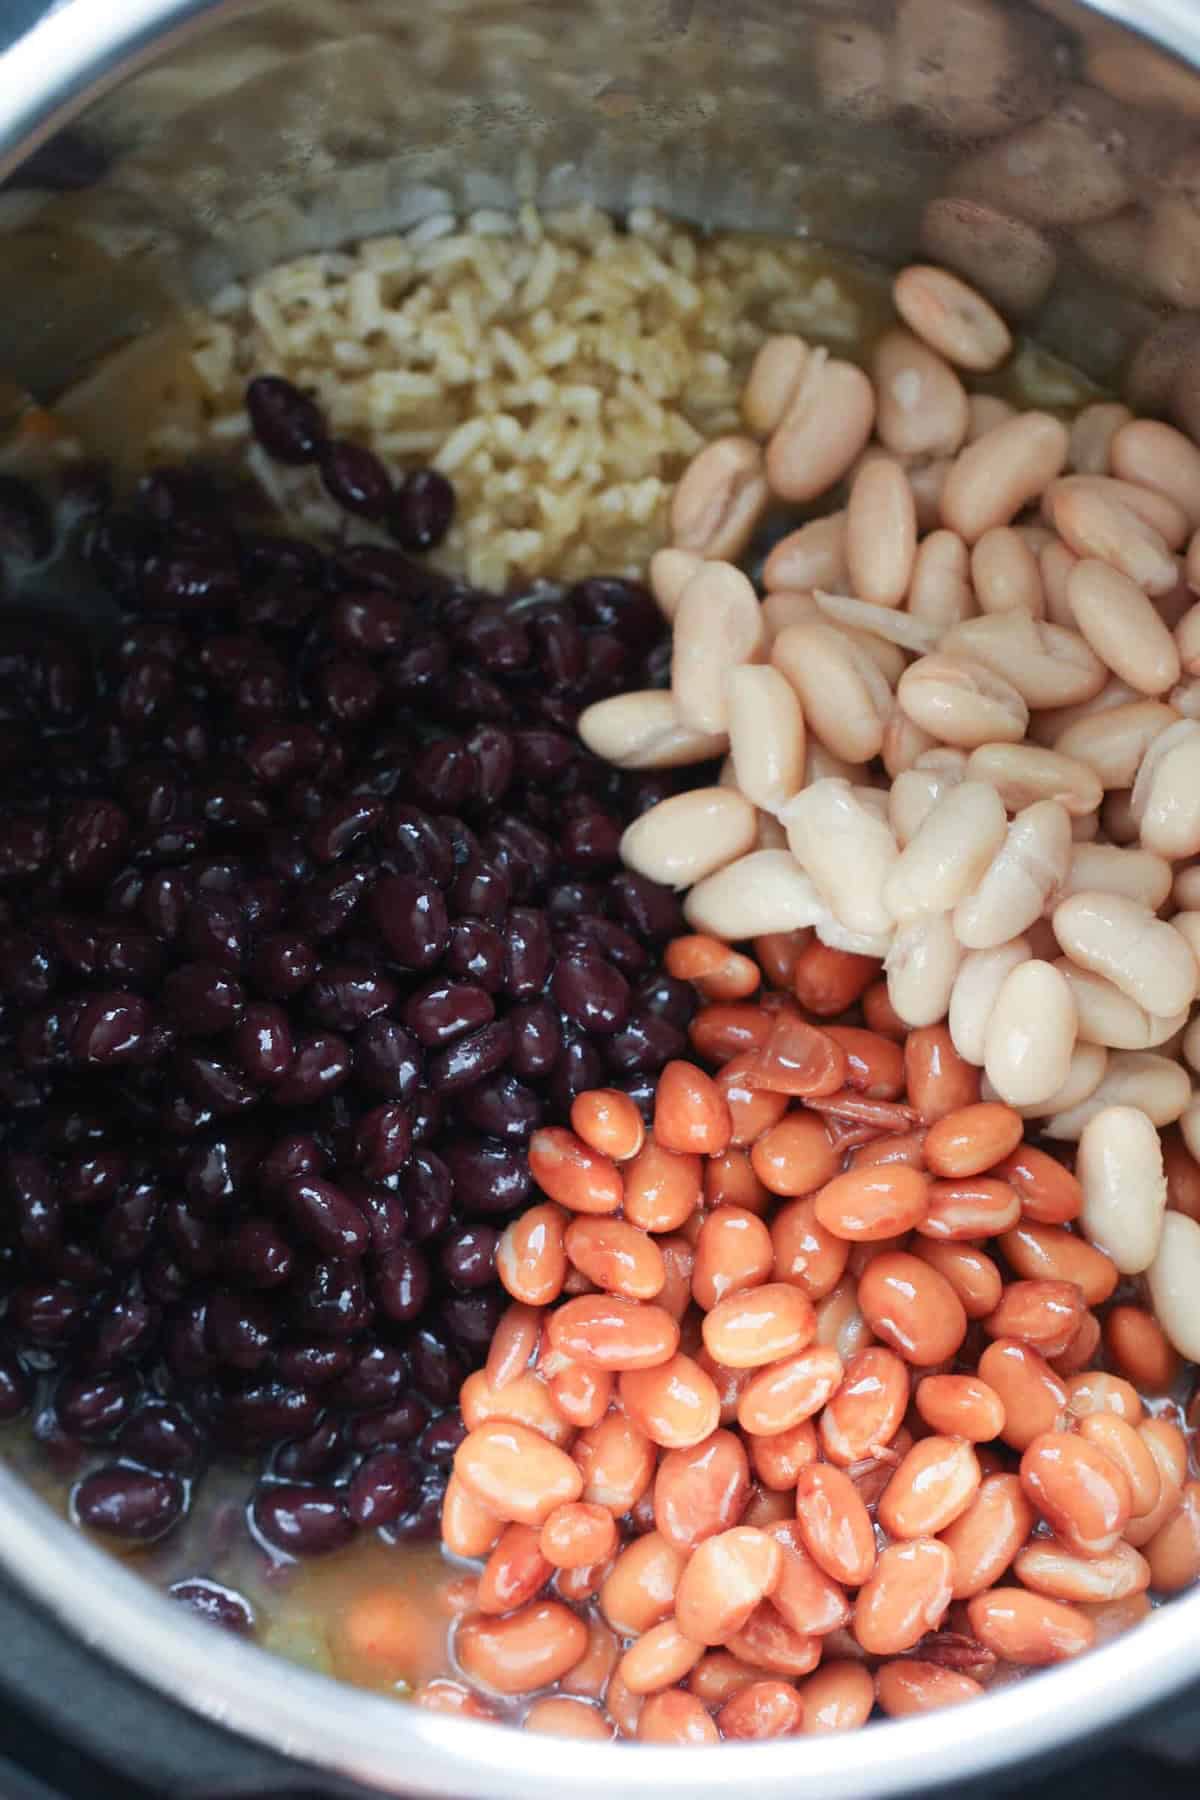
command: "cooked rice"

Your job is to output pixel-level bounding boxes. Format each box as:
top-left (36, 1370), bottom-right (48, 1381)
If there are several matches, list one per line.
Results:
top-left (160, 205), bottom-right (882, 590)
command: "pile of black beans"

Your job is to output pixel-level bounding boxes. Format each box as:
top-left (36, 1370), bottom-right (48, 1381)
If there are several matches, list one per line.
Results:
top-left (0, 376), bottom-right (700, 1560)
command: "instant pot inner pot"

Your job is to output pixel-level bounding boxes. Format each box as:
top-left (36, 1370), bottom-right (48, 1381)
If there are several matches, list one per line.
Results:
top-left (1, 1), bottom-right (1200, 1797)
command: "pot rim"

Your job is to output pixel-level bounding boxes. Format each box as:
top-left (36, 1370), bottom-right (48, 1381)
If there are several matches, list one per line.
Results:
top-left (0, 0), bottom-right (1199, 1792)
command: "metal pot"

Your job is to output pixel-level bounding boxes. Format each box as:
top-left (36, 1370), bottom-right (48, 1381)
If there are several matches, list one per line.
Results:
top-left (0, 2), bottom-right (1198, 1793)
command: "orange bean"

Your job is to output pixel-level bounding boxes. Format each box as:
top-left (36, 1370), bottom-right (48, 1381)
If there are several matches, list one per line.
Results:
top-left (522, 1697), bottom-right (615, 1740)
top-left (799, 1660), bottom-right (876, 1732)
top-left (622, 1138), bottom-right (704, 1234)
top-left (727, 1602), bottom-right (823, 1676)
top-left (910, 1239), bottom-right (1003, 1319)
top-left (692, 1204), bottom-right (775, 1309)
top-left (1048, 1310), bottom-right (1102, 1377)
top-left (696, 1346), bottom-right (752, 1426)
top-left (636, 1689), bottom-right (719, 1744)
top-left (554, 1557), bottom-right (616, 1604)
top-left (1064, 1369), bottom-right (1142, 1423)
top-left (904, 1024), bottom-right (981, 1121)
top-left (819, 1345), bottom-right (909, 1466)
top-left (794, 1464), bottom-right (877, 1587)
top-left (876, 1660), bottom-right (984, 1716)
top-left (967, 1589), bottom-right (1095, 1665)
top-left (977, 1339), bottom-right (1068, 1451)
top-left (1014, 1538), bottom-right (1151, 1604)
top-left (862, 979), bottom-right (909, 1042)
top-left (455, 1421), bottom-right (583, 1526)
top-left (990, 1143), bottom-right (1083, 1223)
top-left (689, 1649), bottom-right (762, 1704)
top-left (716, 1055), bottom-right (791, 1147)
top-left (485, 1302), bottom-right (543, 1390)
top-left (1103, 1304), bottom-right (1181, 1392)
top-left (705, 1149), bottom-right (772, 1215)
top-left (752, 1113), bottom-right (841, 1197)
top-left (940, 1472), bottom-right (1036, 1600)
top-left (547, 1295), bottom-right (679, 1370)
top-left (745, 1012), bottom-right (849, 1098)
top-left (666, 934), bottom-right (762, 1001)
top-left (599, 1531), bottom-right (686, 1636)
top-left (1021, 1430), bottom-right (1132, 1556)
top-left (1079, 1592), bottom-right (1152, 1646)
top-left (919, 1177), bottom-right (1021, 1239)
top-left (528, 1128), bottom-right (623, 1214)
top-left (850, 1129), bottom-right (928, 1170)
top-left (923, 1102), bottom-right (1024, 1177)
top-left (718, 1678), bottom-right (805, 1740)
top-left (655, 1235), bottom-right (697, 1325)
top-left (620, 1352), bottom-right (722, 1449)
top-left (441, 1472), bottom-right (502, 1558)
top-left (743, 1484), bottom-right (797, 1528)
top-left (570, 1087), bottom-right (646, 1162)
top-left (767, 1519), bottom-right (852, 1636)
top-left (984, 1278), bottom-right (1085, 1355)
top-left (750, 1418), bottom-right (820, 1491)
top-left (702, 1282), bottom-right (816, 1368)
top-left (618, 1618), bottom-right (706, 1694)
top-left (654, 1428), bottom-right (752, 1553)
top-left (823, 1027), bottom-right (907, 1099)
top-left (413, 1679), bottom-right (497, 1720)
top-left (606, 1669), bottom-right (643, 1738)
top-left (1126, 1418), bottom-right (1189, 1547)
top-left (878, 1436), bottom-right (982, 1538)
top-left (915, 1373), bottom-right (1006, 1442)
top-left (539, 1502), bottom-right (618, 1570)
top-left (497, 1203), bottom-right (568, 1306)
top-left (998, 1222), bottom-right (1118, 1305)
top-left (456, 1600), bottom-right (589, 1695)
top-left (654, 1061), bottom-right (733, 1155)
top-left (574, 1412), bottom-right (657, 1515)
top-left (1077, 1413), bottom-right (1161, 1518)
top-left (813, 1277), bottom-right (874, 1363)
top-left (631, 1487), bottom-right (658, 1534)
top-left (853, 1538), bottom-right (955, 1656)
top-left (548, 1359), bottom-right (612, 1429)
top-left (477, 1523), bottom-right (552, 1614)
top-left (689, 1003), bottom-right (773, 1062)
top-left (792, 940), bottom-right (879, 1015)
top-left (737, 1345), bottom-right (844, 1437)
top-left (563, 1215), bottom-right (665, 1301)
top-left (770, 1195), bottom-right (851, 1299)
top-left (1145, 1482), bottom-right (1200, 1591)
top-left (674, 1526), bottom-right (783, 1645)
top-left (857, 1251), bottom-right (968, 1365)
top-left (814, 1165), bottom-right (931, 1240)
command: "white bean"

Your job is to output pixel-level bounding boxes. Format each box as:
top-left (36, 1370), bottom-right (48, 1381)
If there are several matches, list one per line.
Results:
top-left (1052, 892), bottom-right (1200, 1017)
top-left (882, 781), bottom-right (1007, 924)
top-left (954, 801), bottom-right (1072, 950)
top-left (671, 563), bottom-right (765, 733)
top-left (940, 413), bottom-right (1069, 544)
top-left (949, 937), bottom-right (1033, 1066)
top-left (972, 528), bottom-right (1044, 617)
top-left (940, 614), bottom-right (1106, 711)
top-left (882, 706), bottom-right (938, 780)
top-left (1077, 1105), bottom-right (1166, 1274)
top-left (1145, 1211), bottom-right (1200, 1362)
top-left (1060, 844), bottom-right (1173, 911)
top-left (772, 622), bottom-right (891, 765)
top-left (1054, 700), bottom-right (1180, 789)
top-left (887, 767), bottom-right (964, 849)
top-left (1033, 679), bottom-right (1140, 751)
top-left (983, 960), bottom-right (1077, 1108)
top-left (762, 591), bottom-right (820, 642)
top-left (998, 1041), bottom-right (1109, 1123)
top-left (1050, 485), bottom-right (1178, 598)
top-left (1041, 540), bottom-right (1080, 629)
top-left (1131, 718), bottom-right (1200, 858)
top-left (885, 913), bottom-right (962, 1028)
top-left (780, 779), bottom-right (898, 939)
top-left (763, 514), bottom-right (848, 594)
top-left (742, 335), bottom-right (810, 438)
top-left (845, 456), bottom-right (917, 609)
top-left (1056, 962), bottom-right (1188, 1053)
top-left (1069, 403), bottom-right (1133, 476)
top-left (727, 666), bottom-right (805, 815)
top-left (620, 789), bottom-right (757, 890)
top-left (908, 529), bottom-right (975, 632)
top-left (766, 354), bottom-right (876, 503)
top-left (1067, 560), bottom-right (1182, 696)
top-left (670, 437), bottom-right (770, 562)
top-left (649, 548), bottom-right (703, 623)
top-left (963, 743), bottom-right (1103, 816)
top-left (872, 327), bottom-right (969, 459)
top-left (577, 691), bottom-right (728, 770)
top-left (893, 264), bottom-right (1012, 372)
top-left (1046, 475), bottom-right (1190, 553)
top-left (1041, 1051), bottom-right (1191, 1139)
top-left (682, 850), bottom-right (824, 939)
top-left (1111, 419), bottom-right (1200, 530)
top-left (897, 655), bottom-right (1028, 748)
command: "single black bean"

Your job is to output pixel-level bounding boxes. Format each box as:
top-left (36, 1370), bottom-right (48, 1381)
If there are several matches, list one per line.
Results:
top-left (8, 1281), bottom-right (87, 1349)
top-left (335, 1344), bottom-right (410, 1412)
top-left (164, 962), bottom-right (245, 1035)
top-left (291, 1258), bottom-right (373, 1338)
top-left (457, 1072), bottom-right (542, 1141)
top-left (274, 1342), bottom-right (355, 1390)
top-left (552, 951), bottom-right (630, 1034)
top-left (412, 738), bottom-right (477, 812)
top-left (369, 874), bottom-right (448, 968)
top-left (440, 1224), bottom-right (500, 1291)
top-left (251, 931), bottom-right (316, 998)
top-left (251, 1483), bottom-right (354, 1557)
top-left (560, 807), bottom-right (623, 870)
top-left (408, 1330), bottom-right (464, 1408)
top-left (0, 1351), bottom-right (30, 1420)
top-left (347, 1395), bottom-right (429, 1452)
top-left (6, 1152), bottom-right (61, 1260)
top-left (441, 1287), bottom-right (507, 1352)
top-left (319, 440), bottom-right (392, 518)
top-left (331, 591), bottom-right (411, 654)
top-left (100, 1184), bottom-right (163, 1266)
top-left (246, 376), bottom-right (326, 463)
top-left (258, 1132), bottom-right (326, 1189)
top-left (509, 999), bottom-right (561, 1080)
top-left (308, 795), bottom-right (383, 865)
top-left (409, 1089), bottom-right (443, 1146)
top-left (269, 1032), bottom-right (351, 1104)
top-left (347, 1449), bottom-right (420, 1529)
top-left (607, 869), bottom-right (684, 941)
top-left (169, 1579), bottom-right (255, 1635)
top-left (372, 1244), bottom-right (431, 1324)
top-left (384, 806), bottom-right (454, 885)
top-left (387, 468), bottom-right (455, 550)
top-left (75, 1466), bottom-right (183, 1542)
top-left (603, 1009), bottom-right (688, 1074)
top-left (283, 1176), bottom-right (370, 1260)
top-left (402, 1151), bottom-right (453, 1242)
top-left (56, 1373), bottom-right (135, 1441)
top-left (444, 919), bottom-right (504, 992)
top-left (353, 1102), bottom-right (413, 1180)
top-left (274, 1416), bottom-right (345, 1480)
top-left (58, 798), bottom-right (130, 889)
top-left (86, 1291), bottom-right (161, 1369)
top-left (354, 1017), bottom-right (422, 1101)
top-left (307, 964), bottom-right (398, 1031)
top-left (206, 1290), bottom-right (276, 1371)
top-left (428, 1018), bottom-right (513, 1094)
top-left (464, 725), bottom-right (515, 808)
top-left (232, 1002), bottom-right (294, 1082)
top-left (403, 978), bottom-right (494, 1048)
top-left (442, 1137), bottom-right (531, 1215)
top-left (503, 907), bottom-right (553, 997)
top-left (219, 1384), bottom-right (321, 1449)
top-left (635, 970), bottom-right (697, 1028)
top-left (417, 1410), bottom-right (467, 1465)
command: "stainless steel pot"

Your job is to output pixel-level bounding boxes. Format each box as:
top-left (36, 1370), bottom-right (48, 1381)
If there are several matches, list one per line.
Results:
top-left (0, 2), bottom-right (1198, 1794)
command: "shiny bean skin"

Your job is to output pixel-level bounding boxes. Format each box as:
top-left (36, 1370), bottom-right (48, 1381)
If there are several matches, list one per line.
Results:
top-left (853, 1539), bottom-right (955, 1656)
top-left (948, 940), bottom-right (1034, 1070)
top-left (940, 1474), bottom-right (1036, 1600)
top-left (1111, 419), bottom-right (1200, 528)
top-left (1014, 1539), bottom-right (1150, 1605)
top-left (1065, 1370), bottom-right (1142, 1425)
top-left (972, 527), bottom-right (1044, 617)
top-left (767, 1519), bottom-right (852, 1636)
top-left (893, 265), bottom-right (1012, 372)
top-left (798, 1660), bottom-right (876, 1734)
top-left (1126, 1419), bottom-right (1189, 1549)
top-left (547, 1297), bottom-right (678, 1371)
top-left (857, 1253), bottom-right (967, 1366)
top-left (570, 1088), bottom-right (646, 1162)
top-left (599, 1532), bottom-right (685, 1637)
top-left (1020, 1431), bottom-right (1132, 1556)
top-left (923, 1103), bottom-right (1023, 1178)
top-left (991, 1145), bottom-right (1083, 1225)
top-left (897, 654), bottom-right (1029, 747)
top-left (691, 1205), bottom-right (774, 1310)
top-left (1076, 1104), bottom-right (1166, 1275)
top-left (1067, 559), bottom-right (1181, 695)
top-left (875, 1660), bottom-right (983, 1717)
top-left (701, 1284), bottom-right (816, 1369)
top-left (563, 1217), bottom-right (665, 1302)
top-left (911, 1241), bottom-right (1004, 1321)
top-left (548, 1360), bottom-right (612, 1430)
top-left (717, 1060), bottom-right (790, 1151)
top-left (442, 1473), bottom-right (503, 1559)
top-left (878, 1436), bottom-right (982, 1540)
top-left (940, 414), bottom-right (1069, 544)
top-left (772, 625), bottom-right (889, 767)
top-left (671, 438), bottom-right (770, 563)
top-left (769, 1196), bottom-right (850, 1301)
top-left (619, 1354), bottom-right (721, 1450)
top-left (621, 789), bottom-right (757, 890)
top-left (497, 1204), bottom-right (568, 1306)
top-left (737, 1346), bottom-right (845, 1438)
top-left (618, 1619), bottom-right (706, 1696)
top-left (455, 1422), bottom-right (583, 1526)
top-left (522, 1698), bottom-right (614, 1740)
top-left (966, 1589), bottom-right (1095, 1665)
top-left (846, 456), bottom-right (918, 609)
top-left (1146, 1210), bottom-right (1200, 1362)
top-left (1104, 1305), bottom-right (1180, 1393)
top-left (622, 1139), bottom-right (703, 1236)
top-left (984, 1280), bottom-right (1086, 1357)
top-left (538, 1503), bottom-right (618, 1572)
top-left (920, 1178), bottom-right (1021, 1240)
top-left (456, 1601), bottom-right (588, 1696)
top-left (754, 1118), bottom-right (841, 1200)
top-left (1144, 1483), bottom-right (1200, 1593)
top-left (477, 1524), bottom-right (552, 1615)
top-left (574, 1413), bottom-right (657, 1515)
top-left (818, 1346), bottom-right (909, 1467)
top-left (813, 1166), bottom-right (930, 1242)
top-left (726, 1601), bottom-right (822, 1678)
top-left (460, 1369), bottom-right (577, 1447)
top-left (654, 1061), bottom-right (732, 1157)
top-left (905, 1023), bottom-right (982, 1122)
top-left (654, 1429), bottom-right (751, 1553)
top-left (873, 329), bottom-right (969, 459)
top-left (915, 1374), bottom-right (1006, 1442)
top-left (636, 1689), bottom-right (719, 1745)
top-left (750, 1419), bottom-right (820, 1492)
top-left (727, 666), bottom-right (806, 816)
top-left (977, 1341), bottom-right (1068, 1452)
top-left (983, 960), bottom-right (1077, 1111)
top-left (717, 1679), bottom-right (804, 1741)
top-left (998, 1222), bottom-right (1118, 1306)
top-left (672, 563), bottom-right (765, 734)
top-left (687, 1650), bottom-right (761, 1706)
top-left (762, 515), bottom-right (848, 595)
top-left (528, 1130), bottom-right (623, 1216)
top-left (766, 357), bottom-right (876, 504)
top-left (675, 1527), bottom-right (783, 1646)
top-left (794, 1464), bottom-right (877, 1588)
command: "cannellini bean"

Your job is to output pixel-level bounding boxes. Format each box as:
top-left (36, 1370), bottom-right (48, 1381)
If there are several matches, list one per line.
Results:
top-left (671, 562), bottom-right (765, 733)
top-left (893, 265), bottom-right (1012, 372)
top-left (1052, 891), bottom-right (1199, 1016)
top-left (762, 590), bottom-right (819, 641)
top-left (763, 514), bottom-right (848, 594)
top-left (1005, 1041), bottom-right (1108, 1123)
top-left (727, 665), bottom-right (805, 815)
top-left (781, 779), bottom-right (898, 939)
top-left (683, 850), bottom-right (824, 939)
top-left (1132, 718), bottom-right (1200, 857)
top-left (1047, 474), bottom-right (1190, 553)
top-left (1055, 699), bottom-right (1180, 789)
top-left (954, 801), bottom-right (1072, 950)
top-left (1145, 1210), bottom-right (1200, 1361)
top-left (766, 355), bottom-right (876, 503)
top-left (1076, 1104), bottom-right (1166, 1274)
top-left (1057, 962), bottom-right (1187, 1052)
top-left (1178, 604), bottom-right (1200, 674)
top-left (898, 654), bottom-right (1029, 748)
top-left (743, 335), bottom-right (810, 438)
top-left (940, 413), bottom-right (1069, 544)
top-left (621, 788), bottom-right (757, 889)
top-left (649, 547), bottom-right (702, 623)
top-left (1041, 1050), bottom-right (1191, 1138)
top-left (1112, 418), bottom-right (1200, 529)
top-left (1035, 676), bottom-right (1142, 749)
top-left (814, 591), bottom-right (937, 656)
top-left (577, 690), bottom-right (728, 770)
top-left (940, 613), bottom-right (1106, 711)
top-left (887, 766), bottom-right (964, 849)
top-left (882, 781), bottom-right (1006, 925)
top-left (882, 706), bottom-right (938, 780)
top-left (1069, 403), bottom-right (1133, 476)
top-left (1051, 486), bottom-right (1178, 597)
top-left (885, 914), bottom-right (962, 1029)
top-left (671, 437), bottom-right (769, 562)
top-left (983, 960), bottom-right (1077, 1109)
top-left (908, 530), bottom-right (975, 632)
top-left (948, 938), bottom-right (1033, 1066)
top-left (1066, 559), bottom-right (1182, 695)
top-left (1041, 539), bottom-right (1080, 628)
top-left (872, 328), bottom-right (969, 459)
top-left (845, 456), bottom-right (917, 608)
top-left (772, 622), bottom-right (891, 765)
top-left (972, 528), bottom-right (1044, 617)
top-left (963, 742), bottom-right (1102, 815)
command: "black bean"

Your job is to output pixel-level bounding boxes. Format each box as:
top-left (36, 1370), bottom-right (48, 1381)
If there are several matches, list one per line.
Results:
top-left (283, 1176), bottom-right (370, 1260)
top-left (6, 1152), bottom-right (61, 1260)
top-left (503, 908), bottom-right (553, 997)
top-left (412, 738), bottom-right (477, 812)
top-left (428, 1018), bottom-right (513, 1093)
top-left (269, 1032), bottom-right (351, 1104)
top-left (440, 1224), bottom-right (500, 1290)
top-left (347, 1448), bottom-right (420, 1528)
top-left (635, 970), bottom-right (698, 1028)
top-left (335, 1344), bottom-right (410, 1412)
top-left (9, 1281), bottom-right (87, 1349)
top-left (372, 1244), bottom-right (431, 1322)
top-left (163, 962), bottom-right (245, 1035)
top-left (251, 1482), bottom-right (353, 1556)
top-left (387, 469), bottom-right (455, 550)
top-left (274, 1341), bottom-right (354, 1390)
top-left (116, 1402), bottom-right (203, 1475)
top-left (319, 440), bottom-right (392, 518)
top-left (603, 1009), bottom-right (688, 1074)
top-left (457, 1072), bottom-right (542, 1141)
top-left (0, 1351), bottom-right (30, 1420)
top-left (292, 1258), bottom-right (372, 1338)
top-left (206, 1290), bottom-right (276, 1370)
top-left (444, 919), bottom-right (504, 992)
top-left (408, 1330), bottom-right (464, 1407)
top-left (87, 1291), bottom-right (161, 1369)
top-left (74, 1466), bottom-right (183, 1541)
top-left (259, 1132), bottom-right (325, 1189)
top-left (417, 1410), bottom-right (467, 1465)
top-left (403, 978), bottom-right (494, 1048)
top-left (56, 1373), bottom-right (135, 1441)
top-left (607, 869), bottom-right (684, 941)
top-left (353, 1102), bottom-right (413, 1179)
top-left (232, 1002), bottom-right (293, 1081)
top-left (552, 951), bottom-right (630, 1034)
top-left (369, 874), bottom-right (448, 967)
top-left (353, 1017), bottom-right (422, 1100)
top-left (251, 931), bottom-right (316, 997)
top-left (246, 376), bottom-right (326, 463)
top-left (509, 999), bottom-right (561, 1079)
top-left (331, 591), bottom-right (411, 654)
top-left (347, 1395), bottom-right (429, 1452)
top-left (464, 725), bottom-right (515, 808)
top-left (169, 1579), bottom-right (255, 1635)
top-left (402, 1151), bottom-right (453, 1241)
top-left (442, 1137), bottom-right (531, 1215)
top-left (220, 1384), bottom-right (321, 1449)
